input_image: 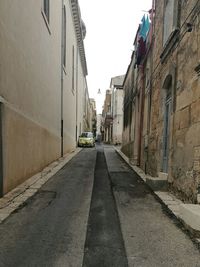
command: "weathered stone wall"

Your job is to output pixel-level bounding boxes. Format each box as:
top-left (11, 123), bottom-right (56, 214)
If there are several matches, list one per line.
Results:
top-left (148, 0), bottom-right (200, 202)
top-left (121, 56), bottom-right (135, 159)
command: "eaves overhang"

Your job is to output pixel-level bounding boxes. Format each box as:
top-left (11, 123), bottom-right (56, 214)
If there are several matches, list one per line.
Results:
top-left (70, 0), bottom-right (88, 76)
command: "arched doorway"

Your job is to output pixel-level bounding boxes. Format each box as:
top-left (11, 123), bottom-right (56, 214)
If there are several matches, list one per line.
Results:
top-left (162, 75), bottom-right (172, 173)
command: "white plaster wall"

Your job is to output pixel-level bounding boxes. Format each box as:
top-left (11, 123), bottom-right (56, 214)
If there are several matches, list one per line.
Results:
top-left (0, 0), bottom-right (63, 192)
top-left (0, 0), bottom-right (88, 193)
top-left (0, 0), bottom-right (62, 134)
top-left (62, 0), bottom-right (77, 151)
top-left (113, 89), bottom-right (123, 144)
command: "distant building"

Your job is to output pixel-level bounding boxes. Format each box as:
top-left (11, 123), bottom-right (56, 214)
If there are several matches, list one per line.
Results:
top-left (110, 75), bottom-right (125, 145)
top-left (121, 51), bottom-right (138, 164)
top-left (96, 114), bottom-right (102, 141)
top-left (89, 98), bottom-right (97, 137)
top-left (101, 90), bottom-right (112, 143)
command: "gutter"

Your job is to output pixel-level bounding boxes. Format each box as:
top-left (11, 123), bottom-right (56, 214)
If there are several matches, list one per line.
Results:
top-left (70, 0), bottom-right (88, 76)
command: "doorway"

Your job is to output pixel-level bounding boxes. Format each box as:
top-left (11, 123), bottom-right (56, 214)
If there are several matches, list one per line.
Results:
top-left (162, 75), bottom-right (172, 173)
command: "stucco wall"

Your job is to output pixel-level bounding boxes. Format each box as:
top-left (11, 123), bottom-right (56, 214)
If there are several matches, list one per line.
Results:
top-left (0, 0), bottom-right (61, 132)
top-left (0, 0), bottom-right (62, 193)
top-left (0, 0), bottom-right (87, 194)
top-left (113, 89), bottom-right (123, 144)
top-left (2, 104), bottom-right (60, 193)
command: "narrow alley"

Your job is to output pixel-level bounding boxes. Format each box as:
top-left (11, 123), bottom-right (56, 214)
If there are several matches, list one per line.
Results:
top-left (0, 145), bottom-right (199, 267)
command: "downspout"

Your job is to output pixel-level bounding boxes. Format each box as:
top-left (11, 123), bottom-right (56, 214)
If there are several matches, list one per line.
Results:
top-left (61, 0), bottom-right (64, 157)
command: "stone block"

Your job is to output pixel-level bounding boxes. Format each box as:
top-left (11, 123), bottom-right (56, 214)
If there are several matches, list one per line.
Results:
top-left (197, 194), bottom-right (200, 204)
top-left (180, 204), bottom-right (200, 231)
top-left (194, 146), bottom-right (200, 160)
top-left (179, 106), bottom-right (190, 129)
top-left (155, 191), bottom-right (174, 201)
top-left (0, 213), bottom-right (10, 223)
top-left (193, 160), bottom-right (200, 171)
top-left (176, 89), bottom-right (192, 111)
top-left (146, 176), bottom-right (168, 191)
top-left (191, 99), bottom-right (200, 124)
top-left (168, 204), bottom-right (181, 217)
top-left (158, 172), bottom-right (168, 180)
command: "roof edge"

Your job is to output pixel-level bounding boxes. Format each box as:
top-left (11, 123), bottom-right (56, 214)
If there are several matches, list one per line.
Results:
top-left (70, 0), bottom-right (88, 76)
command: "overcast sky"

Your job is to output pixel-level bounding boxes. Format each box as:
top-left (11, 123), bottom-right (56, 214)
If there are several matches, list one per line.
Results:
top-left (78, 0), bottom-right (152, 113)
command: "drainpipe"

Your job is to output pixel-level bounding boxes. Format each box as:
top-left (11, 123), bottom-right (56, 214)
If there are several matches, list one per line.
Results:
top-left (61, 0), bottom-right (64, 157)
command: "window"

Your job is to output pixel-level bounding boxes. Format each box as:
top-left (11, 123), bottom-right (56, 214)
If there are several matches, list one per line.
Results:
top-left (163, 0), bottom-right (179, 45)
top-left (43, 0), bottom-right (50, 23)
top-left (163, 0), bottom-right (174, 44)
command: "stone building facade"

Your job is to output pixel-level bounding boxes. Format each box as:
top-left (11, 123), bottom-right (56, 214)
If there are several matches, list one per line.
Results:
top-left (0, 0), bottom-right (91, 196)
top-left (110, 75), bottom-right (125, 145)
top-left (122, 14), bottom-right (153, 167)
top-left (122, 53), bottom-right (137, 160)
top-left (101, 90), bottom-right (112, 143)
top-left (122, 0), bottom-right (200, 202)
top-left (149, 0), bottom-right (200, 202)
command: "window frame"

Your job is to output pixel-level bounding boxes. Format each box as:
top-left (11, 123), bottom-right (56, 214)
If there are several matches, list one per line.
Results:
top-left (162, 0), bottom-right (179, 46)
top-left (160, 0), bottom-right (180, 62)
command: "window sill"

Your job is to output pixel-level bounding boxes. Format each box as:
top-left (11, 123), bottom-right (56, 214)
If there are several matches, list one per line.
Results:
top-left (41, 10), bottom-right (51, 35)
top-left (160, 28), bottom-right (179, 63)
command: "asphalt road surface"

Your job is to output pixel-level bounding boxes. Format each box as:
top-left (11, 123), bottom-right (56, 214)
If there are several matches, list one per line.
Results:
top-left (0, 148), bottom-right (96, 267)
top-left (0, 144), bottom-right (199, 267)
top-left (82, 146), bottom-right (128, 266)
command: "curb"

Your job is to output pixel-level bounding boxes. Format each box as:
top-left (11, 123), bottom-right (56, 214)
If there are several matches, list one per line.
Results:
top-left (0, 148), bottom-right (82, 223)
top-left (113, 146), bottom-right (200, 243)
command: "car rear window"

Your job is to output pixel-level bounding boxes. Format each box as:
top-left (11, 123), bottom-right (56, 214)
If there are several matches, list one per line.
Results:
top-left (81, 132), bottom-right (93, 138)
